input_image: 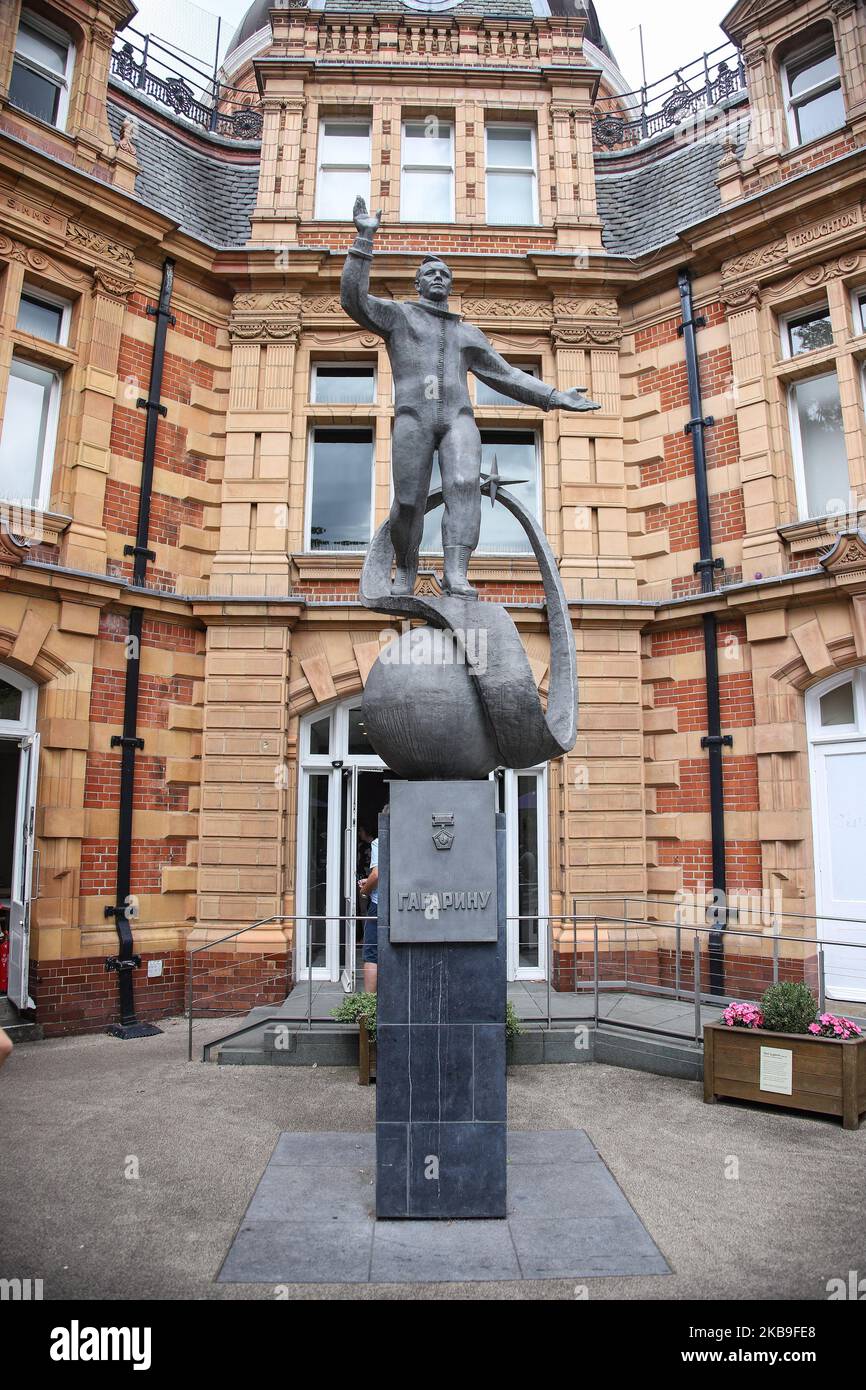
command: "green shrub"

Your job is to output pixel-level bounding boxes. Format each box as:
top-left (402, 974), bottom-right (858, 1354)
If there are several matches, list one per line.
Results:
top-left (331, 991), bottom-right (377, 1040)
top-left (505, 1000), bottom-right (523, 1041)
top-left (759, 982), bottom-right (818, 1035)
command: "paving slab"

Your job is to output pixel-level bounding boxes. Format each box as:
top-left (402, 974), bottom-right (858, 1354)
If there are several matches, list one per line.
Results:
top-left (218, 1129), bottom-right (669, 1285)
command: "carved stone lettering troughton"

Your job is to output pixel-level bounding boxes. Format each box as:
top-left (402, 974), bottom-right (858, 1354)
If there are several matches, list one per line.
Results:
top-left (787, 206), bottom-right (861, 254)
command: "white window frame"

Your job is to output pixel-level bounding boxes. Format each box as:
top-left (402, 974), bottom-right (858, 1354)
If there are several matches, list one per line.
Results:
top-left (0, 664), bottom-right (38, 738)
top-left (474, 361), bottom-right (539, 407)
top-left (808, 669), bottom-right (865, 744)
top-left (484, 122), bottom-right (539, 227)
top-left (0, 355), bottom-right (63, 512)
top-left (11, 8), bottom-right (75, 132)
top-left (415, 428), bottom-right (542, 557)
top-left (399, 119), bottom-right (455, 224)
top-left (850, 286), bottom-right (866, 336)
top-left (779, 301), bottom-right (832, 359)
top-left (17, 283), bottom-right (72, 346)
top-left (782, 34), bottom-right (844, 148)
top-left (304, 425), bottom-right (375, 553)
top-left (314, 117), bottom-right (371, 221)
top-left (787, 369), bottom-right (848, 521)
top-left (310, 361), bottom-right (376, 404)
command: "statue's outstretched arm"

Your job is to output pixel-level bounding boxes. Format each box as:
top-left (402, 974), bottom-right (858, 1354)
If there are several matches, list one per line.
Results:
top-left (340, 196), bottom-right (398, 338)
top-left (469, 331), bottom-right (602, 413)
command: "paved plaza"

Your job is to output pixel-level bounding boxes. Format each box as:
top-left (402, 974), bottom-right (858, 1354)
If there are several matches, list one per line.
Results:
top-left (1, 1016), bottom-right (864, 1300)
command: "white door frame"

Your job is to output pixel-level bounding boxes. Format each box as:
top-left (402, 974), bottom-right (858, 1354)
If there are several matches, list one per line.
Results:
top-left (503, 764), bottom-right (548, 982)
top-left (807, 667), bottom-right (866, 1001)
top-left (296, 698), bottom-right (385, 983)
top-left (0, 664), bottom-right (39, 1008)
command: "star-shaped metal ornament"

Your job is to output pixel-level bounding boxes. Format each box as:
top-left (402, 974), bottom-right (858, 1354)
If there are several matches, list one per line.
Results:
top-left (480, 453), bottom-right (528, 507)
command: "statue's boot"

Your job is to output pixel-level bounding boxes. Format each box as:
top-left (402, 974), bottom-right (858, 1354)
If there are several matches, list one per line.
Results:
top-left (391, 546), bottom-right (419, 597)
top-left (442, 545), bottom-right (477, 598)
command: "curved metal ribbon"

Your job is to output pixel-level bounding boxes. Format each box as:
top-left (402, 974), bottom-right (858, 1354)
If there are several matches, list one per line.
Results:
top-left (359, 484), bottom-right (577, 767)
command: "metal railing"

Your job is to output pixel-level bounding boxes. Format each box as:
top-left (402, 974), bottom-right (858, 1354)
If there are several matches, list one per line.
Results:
top-left (111, 24), bottom-right (263, 141)
top-left (592, 40), bottom-right (747, 150)
top-left (186, 902), bottom-right (866, 1060)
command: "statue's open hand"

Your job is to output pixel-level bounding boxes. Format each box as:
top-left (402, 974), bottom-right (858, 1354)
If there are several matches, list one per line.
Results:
top-left (552, 386), bottom-right (602, 412)
top-left (353, 196), bottom-right (382, 238)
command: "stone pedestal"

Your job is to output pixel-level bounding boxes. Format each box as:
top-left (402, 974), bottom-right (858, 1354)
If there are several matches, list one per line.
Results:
top-left (375, 780), bottom-right (507, 1219)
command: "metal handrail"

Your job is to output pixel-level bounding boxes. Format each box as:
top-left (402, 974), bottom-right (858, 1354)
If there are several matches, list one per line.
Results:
top-left (592, 39), bottom-right (747, 150)
top-left (188, 907), bottom-right (866, 1060)
top-left (111, 24), bottom-right (263, 141)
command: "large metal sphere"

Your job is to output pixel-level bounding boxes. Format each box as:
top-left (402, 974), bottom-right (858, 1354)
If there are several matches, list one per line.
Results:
top-left (362, 625), bottom-right (499, 779)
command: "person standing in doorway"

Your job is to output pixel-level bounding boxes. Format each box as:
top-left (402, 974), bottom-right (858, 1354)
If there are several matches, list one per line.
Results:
top-left (358, 824), bottom-right (379, 993)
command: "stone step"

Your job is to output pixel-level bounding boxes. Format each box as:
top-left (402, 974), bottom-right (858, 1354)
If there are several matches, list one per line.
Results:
top-left (593, 1025), bottom-right (703, 1081)
top-left (0, 997), bottom-right (43, 1044)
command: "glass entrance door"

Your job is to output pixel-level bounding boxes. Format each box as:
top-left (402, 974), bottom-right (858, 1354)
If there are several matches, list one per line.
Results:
top-left (296, 699), bottom-right (387, 983)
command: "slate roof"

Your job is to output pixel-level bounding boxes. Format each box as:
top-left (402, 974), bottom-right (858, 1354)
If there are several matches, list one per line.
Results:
top-left (595, 113), bottom-right (749, 257)
top-left (107, 99), bottom-right (259, 248)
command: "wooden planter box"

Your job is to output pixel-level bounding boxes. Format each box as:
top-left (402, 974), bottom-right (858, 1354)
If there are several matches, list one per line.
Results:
top-left (704, 1021), bottom-right (866, 1130)
top-left (358, 1016), bottom-right (376, 1086)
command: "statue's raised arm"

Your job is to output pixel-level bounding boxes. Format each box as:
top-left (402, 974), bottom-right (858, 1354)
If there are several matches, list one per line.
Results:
top-left (340, 197), bottom-right (397, 338)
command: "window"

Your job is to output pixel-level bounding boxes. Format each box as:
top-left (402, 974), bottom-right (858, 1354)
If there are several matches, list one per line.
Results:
top-left (400, 120), bottom-right (454, 222)
top-left (311, 363), bottom-right (375, 404)
top-left (315, 120), bottom-right (371, 221)
top-left (420, 430), bottom-right (539, 555)
top-left (9, 10), bottom-right (74, 131)
top-left (783, 37), bottom-right (844, 146)
top-left (307, 428), bottom-right (374, 550)
top-left (853, 290), bottom-right (866, 335)
top-left (819, 680), bottom-right (856, 730)
top-left (485, 125), bottom-right (538, 226)
top-left (0, 357), bottom-right (61, 507)
top-left (782, 304), bottom-right (832, 358)
top-left (789, 371), bottom-right (849, 519)
top-left (475, 363), bottom-right (539, 408)
top-left (16, 286), bottom-right (70, 345)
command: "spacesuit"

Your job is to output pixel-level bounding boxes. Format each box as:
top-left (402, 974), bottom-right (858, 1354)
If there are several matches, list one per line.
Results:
top-left (340, 204), bottom-right (599, 596)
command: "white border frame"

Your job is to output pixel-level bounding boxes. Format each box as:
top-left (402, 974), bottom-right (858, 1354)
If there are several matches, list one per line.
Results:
top-left (787, 368), bottom-right (848, 521)
top-left (779, 300), bottom-right (832, 360)
top-left (314, 116), bottom-right (372, 222)
top-left (12, 8), bottom-right (75, 133)
top-left (484, 122), bottom-right (539, 227)
top-left (2, 355), bottom-right (62, 512)
top-left (18, 283), bottom-right (72, 347)
top-left (304, 425), bottom-right (376, 553)
top-left (399, 118), bottom-right (455, 224)
top-left (310, 360), bottom-right (376, 405)
top-left (781, 32), bottom-right (844, 148)
top-left (0, 664), bottom-right (37, 738)
top-left (296, 698), bottom-right (386, 982)
top-left (806, 667), bottom-right (866, 1000)
top-left (504, 765), bottom-right (549, 981)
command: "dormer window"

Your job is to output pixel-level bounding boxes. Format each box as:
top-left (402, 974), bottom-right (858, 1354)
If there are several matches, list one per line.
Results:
top-left (9, 8), bottom-right (74, 131)
top-left (782, 32), bottom-right (844, 147)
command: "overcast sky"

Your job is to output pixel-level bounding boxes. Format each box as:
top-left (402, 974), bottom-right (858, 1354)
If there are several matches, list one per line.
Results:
top-left (128, 0), bottom-right (735, 89)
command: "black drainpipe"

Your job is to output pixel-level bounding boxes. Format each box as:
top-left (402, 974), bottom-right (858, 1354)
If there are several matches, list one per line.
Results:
top-left (104, 259), bottom-right (175, 1038)
top-left (677, 268), bottom-right (730, 996)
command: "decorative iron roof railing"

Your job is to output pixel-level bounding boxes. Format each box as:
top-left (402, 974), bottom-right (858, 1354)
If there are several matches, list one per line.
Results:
top-left (593, 41), bottom-right (747, 151)
top-left (110, 25), bottom-right (263, 142)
